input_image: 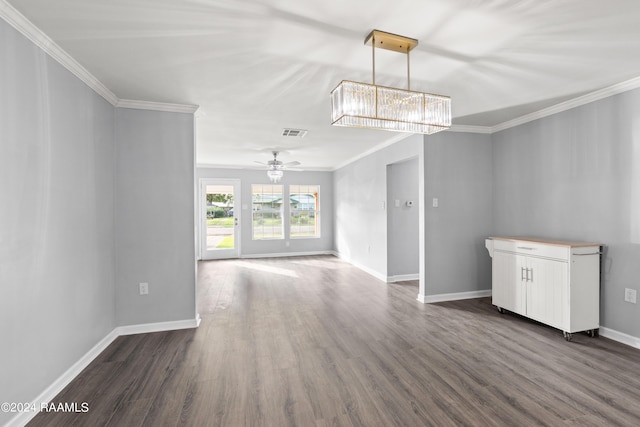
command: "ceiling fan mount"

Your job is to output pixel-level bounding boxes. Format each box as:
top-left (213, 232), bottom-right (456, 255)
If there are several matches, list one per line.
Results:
top-left (267, 151), bottom-right (284, 170)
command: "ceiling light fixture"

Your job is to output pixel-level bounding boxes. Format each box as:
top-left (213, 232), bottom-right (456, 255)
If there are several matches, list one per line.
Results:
top-left (257, 152), bottom-right (301, 183)
top-left (331, 30), bottom-right (451, 134)
top-left (267, 169), bottom-right (283, 183)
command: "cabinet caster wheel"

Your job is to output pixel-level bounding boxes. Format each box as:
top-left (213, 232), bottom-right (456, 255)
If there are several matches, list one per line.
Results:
top-left (497, 307), bottom-right (504, 314)
top-left (590, 329), bottom-right (599, 338)
top-left (563, 332), bottom-right (572, 342)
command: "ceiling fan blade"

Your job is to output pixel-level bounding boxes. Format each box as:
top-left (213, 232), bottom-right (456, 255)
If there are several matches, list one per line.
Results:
top-left (283, 161), bottom-right (301, 167)
top-left (254, 160), bottom-right (268, 165)
top-left (286, 167), bottom-right (304, 172)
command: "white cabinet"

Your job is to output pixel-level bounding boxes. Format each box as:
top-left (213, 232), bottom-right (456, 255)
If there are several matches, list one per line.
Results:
top-left (485, 237), bottom-right (602, 341)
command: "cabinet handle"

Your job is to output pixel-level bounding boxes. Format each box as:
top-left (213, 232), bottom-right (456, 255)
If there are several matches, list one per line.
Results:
top-left (517, 246), bottom-right (536, 250)
top-left (521, 267), bottom-right (526, 281)
top-left (528, 268), bottom-right (533, 282)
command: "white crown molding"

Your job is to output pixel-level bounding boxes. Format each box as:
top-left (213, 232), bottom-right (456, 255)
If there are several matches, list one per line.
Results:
top-left (116, 99), bottom-right (199, 114)
top-left (333, 132), bottom-right (414, 171)
top-left (0, 1), bottom-right (197, 114)
top-left (333, 72), bottom-right (640, 167)
top-left (492, 75), bottom-right (640, 133)
top-left (195, 163), bottom-right (333, 172)
top-left (5, 0), bottom-right (640, 155)
top-left (0, 0), bottom-right (118, 106)
top-left (448, 124), bottom-right (493, 134)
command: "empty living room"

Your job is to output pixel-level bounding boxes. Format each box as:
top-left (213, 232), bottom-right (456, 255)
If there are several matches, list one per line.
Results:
top-left (2, 1), bottom-right (640, 426)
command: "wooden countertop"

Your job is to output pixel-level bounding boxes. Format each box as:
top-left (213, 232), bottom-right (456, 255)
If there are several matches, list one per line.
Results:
top-left (488, 236), bottom-right (602, 248)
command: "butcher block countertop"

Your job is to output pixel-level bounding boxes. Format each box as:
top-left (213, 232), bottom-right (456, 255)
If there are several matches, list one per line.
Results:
top-left (488, 236), bottom-right (602, 248)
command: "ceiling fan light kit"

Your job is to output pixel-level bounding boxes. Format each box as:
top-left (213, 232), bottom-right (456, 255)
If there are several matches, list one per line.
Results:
top-left (260, 151), bottom-right (301, 183)
top-left (331, 30), bottom-right (451, 135)
top-left (267, 169), bottom-right (284, 183)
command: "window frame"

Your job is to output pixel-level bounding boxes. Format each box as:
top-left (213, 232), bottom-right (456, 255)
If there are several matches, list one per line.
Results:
top-left (251, 184), bottom-right (285, 240)
top-left (288, 184), bottom-right (320, 239)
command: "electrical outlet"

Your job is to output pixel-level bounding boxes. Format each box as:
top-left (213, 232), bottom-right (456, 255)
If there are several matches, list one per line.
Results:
top-left (624, 288), bottom-right (636, 304)
top-left (139, 282), bottom-right (149, 295)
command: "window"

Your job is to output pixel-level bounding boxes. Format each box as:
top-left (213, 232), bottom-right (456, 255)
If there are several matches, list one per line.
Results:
top-left (252, 184), bottom-right (283, 240)
top-left (289, 185), bottom-right (320, 238)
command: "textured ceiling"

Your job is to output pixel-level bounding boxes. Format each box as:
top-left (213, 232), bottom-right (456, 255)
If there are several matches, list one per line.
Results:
top-left (7, 0), bottom-right (640, 169)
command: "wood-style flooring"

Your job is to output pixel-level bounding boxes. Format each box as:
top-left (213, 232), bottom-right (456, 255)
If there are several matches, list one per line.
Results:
top-left (29, 255), bottom-right (640, 426)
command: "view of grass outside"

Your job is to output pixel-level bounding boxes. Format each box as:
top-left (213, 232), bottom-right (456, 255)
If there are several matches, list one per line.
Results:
top-left (205, 184), bottom-right (236, 251)
top-left (252, 215), bottom-right (283, 239)
top-left (252, 184), bottom-right (284, 240)
top-left (290, 212), bottom-right (318, 237)
top-left (215, 235), bottom-right (234, 248)
top-left (213, 184), bottom-right (319, 243)
top-left (206, 215), bottom-right (236, 249)
top-left (207, 217), bottom-right (234, 227)
top-left (290, 184), bottom-right (320, 238)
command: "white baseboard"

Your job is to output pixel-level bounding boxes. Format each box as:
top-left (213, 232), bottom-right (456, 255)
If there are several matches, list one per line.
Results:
top-left (599, 327), bottom-right (640, 350)
top-left (6, 329), bottom-right (119, 427)
top-left (7, 317), bottom-right (200, 427)
top-left (387, 274), bottom-right (419, 283)
top-left (332, 251), bottom-right (387, 282)
top-left (117, 317), bottom-right (201, 336)
top-left (417, 289), bottom-right (492, 304)
top-left (240, 250), bottom-right (335, 259)
top-left (413, 293), bottom-right (640, 351)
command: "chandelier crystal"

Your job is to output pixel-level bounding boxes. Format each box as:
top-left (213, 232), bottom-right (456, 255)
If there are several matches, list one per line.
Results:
top-left (331, 30), bottom-right (451, 134)
top-left (267, 169), bottom-right (283, 183)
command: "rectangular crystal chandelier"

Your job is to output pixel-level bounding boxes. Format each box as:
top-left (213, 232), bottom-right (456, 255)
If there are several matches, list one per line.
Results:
top-left (331, 30), bottom-right (451, 135)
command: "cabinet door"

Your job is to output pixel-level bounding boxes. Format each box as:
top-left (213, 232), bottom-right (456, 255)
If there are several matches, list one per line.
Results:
top-left (526, 257), bottom-right (567, 329)
top-left (492, 251), bottom-right (526, 315)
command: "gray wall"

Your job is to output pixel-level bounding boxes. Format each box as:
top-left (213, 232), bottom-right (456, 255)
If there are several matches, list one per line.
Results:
top-left (196, 167), bottom-right (334, 256)
top-left (424, 131), bottom-right (494, 296)
top-left (334, 131), bottom-right (493, 297)
top-left (115, 108), bottom-right (196, 326)
top-left (0, 19), bottom-right (116, 424)
top-left (1, 18), bottom-right (197, 421)
top-left (387, 158), bottom-right (419, 277)
top-left (493, 88), bottom-right (640, 338)
top-left (334, 135), bottom-right (424, 279)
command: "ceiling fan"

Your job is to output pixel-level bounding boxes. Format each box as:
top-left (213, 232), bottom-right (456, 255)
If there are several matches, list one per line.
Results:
top-left (255, 151), bottom-right (301, 183)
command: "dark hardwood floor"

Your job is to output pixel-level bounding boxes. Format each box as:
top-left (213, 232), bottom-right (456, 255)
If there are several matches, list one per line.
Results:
top-left (29, 255), bottom-right (640, 426)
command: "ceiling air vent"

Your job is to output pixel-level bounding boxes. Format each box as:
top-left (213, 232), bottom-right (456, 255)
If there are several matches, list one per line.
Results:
top-left (282, 128), bottom-right (308, 138)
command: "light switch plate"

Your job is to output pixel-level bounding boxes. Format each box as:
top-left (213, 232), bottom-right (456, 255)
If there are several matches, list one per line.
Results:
top-left (625, 288), bottom-right (637, 304)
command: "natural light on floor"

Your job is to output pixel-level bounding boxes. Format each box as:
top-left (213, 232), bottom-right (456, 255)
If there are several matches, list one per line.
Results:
top-left (234, 261), bottom-right (299, 278)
